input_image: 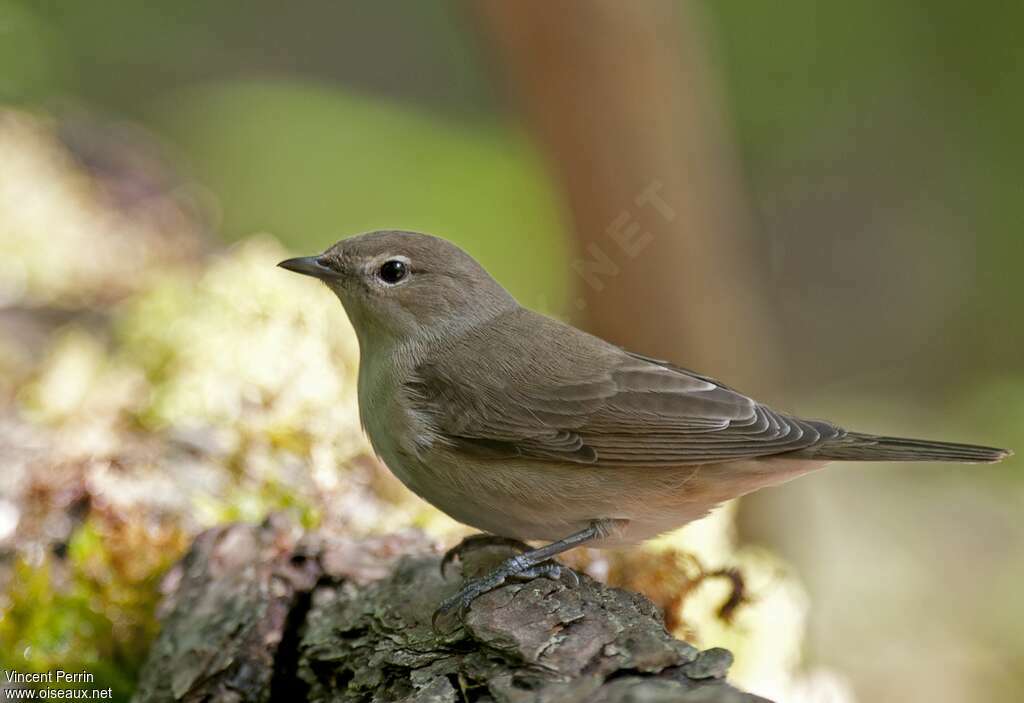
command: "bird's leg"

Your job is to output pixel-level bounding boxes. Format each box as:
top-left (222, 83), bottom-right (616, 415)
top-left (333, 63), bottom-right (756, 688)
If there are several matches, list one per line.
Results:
top-left (432, 520), bottom-right (614, 628)
top-left (440, 534), bottom-right (533, 578)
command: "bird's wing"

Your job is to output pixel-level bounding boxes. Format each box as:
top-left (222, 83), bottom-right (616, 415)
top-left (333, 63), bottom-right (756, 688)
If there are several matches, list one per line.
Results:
top-left (406, 310), bottom-right (842, 466)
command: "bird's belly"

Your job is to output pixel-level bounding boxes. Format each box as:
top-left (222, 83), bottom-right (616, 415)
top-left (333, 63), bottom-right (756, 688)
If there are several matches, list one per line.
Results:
top-left (377, 446), bottom-right (825, 546)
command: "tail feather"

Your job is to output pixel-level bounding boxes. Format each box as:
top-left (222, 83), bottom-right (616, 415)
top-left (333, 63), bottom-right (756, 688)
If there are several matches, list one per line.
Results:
top-left (800, 431), bottom-right (1011, 464)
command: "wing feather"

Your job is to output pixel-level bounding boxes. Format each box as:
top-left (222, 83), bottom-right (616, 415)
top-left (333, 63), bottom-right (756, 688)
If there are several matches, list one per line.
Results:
top-left (406, 310), bottom-right (841, 466)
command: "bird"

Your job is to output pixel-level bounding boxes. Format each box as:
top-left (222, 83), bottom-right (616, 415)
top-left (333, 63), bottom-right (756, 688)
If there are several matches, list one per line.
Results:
top-left (278, 229), bottom-right (1011, 623)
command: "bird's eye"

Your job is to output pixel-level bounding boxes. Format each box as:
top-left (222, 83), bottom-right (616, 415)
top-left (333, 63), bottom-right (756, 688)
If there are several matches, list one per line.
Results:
top-left (377, 259), bottom-right (409, 285)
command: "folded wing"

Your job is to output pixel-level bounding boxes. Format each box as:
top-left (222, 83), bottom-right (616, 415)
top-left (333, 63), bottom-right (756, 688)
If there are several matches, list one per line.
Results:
top-left (407, 310), bottom-right (842, 467)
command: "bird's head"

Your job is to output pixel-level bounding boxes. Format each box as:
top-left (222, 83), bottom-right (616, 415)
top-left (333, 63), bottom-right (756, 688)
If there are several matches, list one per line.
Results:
top-left (279, 230), bottom-right (517, 350)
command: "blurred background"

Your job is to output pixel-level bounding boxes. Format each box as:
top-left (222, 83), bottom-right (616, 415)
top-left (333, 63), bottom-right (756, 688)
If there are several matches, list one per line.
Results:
top-left (1, 1), bottom-right (1021, 701)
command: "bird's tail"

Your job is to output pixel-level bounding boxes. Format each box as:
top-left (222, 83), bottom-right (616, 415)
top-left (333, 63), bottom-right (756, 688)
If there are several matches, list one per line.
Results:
top-left (798, 431), bottom-right (1011, 464)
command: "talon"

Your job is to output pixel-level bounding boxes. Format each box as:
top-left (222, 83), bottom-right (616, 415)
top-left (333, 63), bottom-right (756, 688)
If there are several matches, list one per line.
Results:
top-left (431, 598), bottom-right (466, 632)
top-left (513, 562), bottom-right (562, 582)
top-left (431, 566), bottom-right (518, 631)
top-left (562, 567), bottom-right (580, 587)
top-left (439, 549), bottom-right (458, 579)
top-left (431, 585), bottom-right (484, 631)
top-left (514, 562), bottom-right (581, 587)
top-left (431, 524), bottom-right (602, 631)
top-left (431, 557), bottom-right (584, 631)
top-left (439, 533), bottom-right (532, 579)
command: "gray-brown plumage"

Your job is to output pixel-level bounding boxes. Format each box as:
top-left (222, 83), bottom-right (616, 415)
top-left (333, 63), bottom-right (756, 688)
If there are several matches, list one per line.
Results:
top-left (279, 230), bottom-right (1010, 618)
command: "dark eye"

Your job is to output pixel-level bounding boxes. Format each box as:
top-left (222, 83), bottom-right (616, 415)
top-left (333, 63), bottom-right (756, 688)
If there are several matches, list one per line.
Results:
top-left (377, 259), bottom-right (408, 285)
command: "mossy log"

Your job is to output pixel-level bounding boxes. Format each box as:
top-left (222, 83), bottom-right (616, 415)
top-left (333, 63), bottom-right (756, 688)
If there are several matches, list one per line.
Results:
top-left (133, 519), bottom-right (770, 703)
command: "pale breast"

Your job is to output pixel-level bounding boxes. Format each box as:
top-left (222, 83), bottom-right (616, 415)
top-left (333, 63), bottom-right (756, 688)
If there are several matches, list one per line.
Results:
top-left (357, 348), bottom-right (440, 494)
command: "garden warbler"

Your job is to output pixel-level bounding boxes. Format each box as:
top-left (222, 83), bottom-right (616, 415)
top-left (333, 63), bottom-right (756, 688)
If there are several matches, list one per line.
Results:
top-left (279, 230), bottom-right (1010, 619)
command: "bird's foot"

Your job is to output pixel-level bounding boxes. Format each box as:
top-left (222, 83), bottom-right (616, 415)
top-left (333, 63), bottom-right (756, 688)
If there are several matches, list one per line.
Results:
top-left (440, 533), bottom-right (532, 578)
top-left (514, 561), bottom-right (579, 587)
top-left (432, 555), bottom-right (578, 630)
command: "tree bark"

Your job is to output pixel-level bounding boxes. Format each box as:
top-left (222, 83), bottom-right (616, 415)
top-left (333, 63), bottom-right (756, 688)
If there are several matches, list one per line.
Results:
top-left (133, 519), bottom-right (771, 703)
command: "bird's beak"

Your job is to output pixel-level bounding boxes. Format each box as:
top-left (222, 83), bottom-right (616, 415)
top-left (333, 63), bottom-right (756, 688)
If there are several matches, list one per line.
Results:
top-left (277, 256), bottom-right (340, 280)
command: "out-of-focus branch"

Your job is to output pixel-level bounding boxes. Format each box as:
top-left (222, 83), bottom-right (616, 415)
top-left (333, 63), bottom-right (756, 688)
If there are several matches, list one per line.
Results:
top-left (471, 0), bottom-right (781, 393)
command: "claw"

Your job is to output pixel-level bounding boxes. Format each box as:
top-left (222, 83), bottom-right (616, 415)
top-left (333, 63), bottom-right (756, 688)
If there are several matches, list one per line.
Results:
top-left (431, 560), bottom-right (519, 631)
top-left (439, 533), bottom-right (532, 579)
top-left (430, 523), bottom-right (606, 633)
top-left (431, 597), bottom-right (467, 632)
top-left (431, 556), bottom-right (582, 632)
top-left (561, 567), bottom-right (580, 588)
top-left (514, 562), bottom-right (573, 584)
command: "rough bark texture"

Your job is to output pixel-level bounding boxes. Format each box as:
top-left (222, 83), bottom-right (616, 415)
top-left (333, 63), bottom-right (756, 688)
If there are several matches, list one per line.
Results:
top-left (133, 519), bottom-right (770, 703)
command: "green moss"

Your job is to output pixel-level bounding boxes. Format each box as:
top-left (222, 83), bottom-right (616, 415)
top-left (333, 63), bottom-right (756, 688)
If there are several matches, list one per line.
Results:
top-left (0, 514), bottom-right (188, 702)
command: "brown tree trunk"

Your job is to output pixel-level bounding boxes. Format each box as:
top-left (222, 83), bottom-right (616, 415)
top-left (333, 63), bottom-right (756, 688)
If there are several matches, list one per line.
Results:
top-left (471, 0), bottom-right (781, 395)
